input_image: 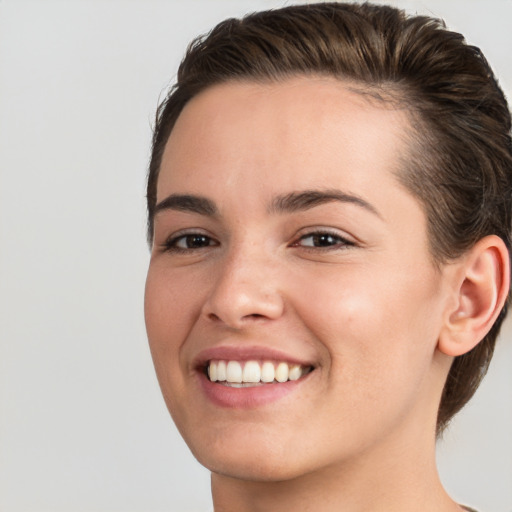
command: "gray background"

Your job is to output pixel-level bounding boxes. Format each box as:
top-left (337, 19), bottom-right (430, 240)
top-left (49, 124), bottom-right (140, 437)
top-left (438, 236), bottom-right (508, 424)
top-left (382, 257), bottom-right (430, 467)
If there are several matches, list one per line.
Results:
top-left (1, 1), bottom-right (511, 511)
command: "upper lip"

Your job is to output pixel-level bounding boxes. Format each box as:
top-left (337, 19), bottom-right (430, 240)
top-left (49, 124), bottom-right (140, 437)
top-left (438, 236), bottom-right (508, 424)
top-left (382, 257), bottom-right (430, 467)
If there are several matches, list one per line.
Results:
top-left (193, 345), bottom-right (316, 369)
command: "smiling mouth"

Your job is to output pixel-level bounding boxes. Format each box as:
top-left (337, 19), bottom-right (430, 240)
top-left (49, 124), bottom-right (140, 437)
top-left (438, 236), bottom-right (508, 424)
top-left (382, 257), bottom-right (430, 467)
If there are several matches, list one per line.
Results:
top-left (206, 360), bottom-right (314, 387)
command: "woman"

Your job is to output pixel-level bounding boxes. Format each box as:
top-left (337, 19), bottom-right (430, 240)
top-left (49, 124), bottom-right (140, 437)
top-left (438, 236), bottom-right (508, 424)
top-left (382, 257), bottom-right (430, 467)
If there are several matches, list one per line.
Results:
top-left (144, 3), bottom-right (511, 511)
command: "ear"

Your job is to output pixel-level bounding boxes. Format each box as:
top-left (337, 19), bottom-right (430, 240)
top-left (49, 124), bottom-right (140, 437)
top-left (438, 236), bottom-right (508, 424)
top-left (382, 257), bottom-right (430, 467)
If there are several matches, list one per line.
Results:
top-left (438, 235), bottom-right (510, 357)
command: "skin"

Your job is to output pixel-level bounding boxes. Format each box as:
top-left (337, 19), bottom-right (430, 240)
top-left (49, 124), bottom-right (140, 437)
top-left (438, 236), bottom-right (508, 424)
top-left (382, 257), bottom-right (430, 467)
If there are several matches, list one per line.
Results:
top-left (145, 77), bottom-right (480, 511)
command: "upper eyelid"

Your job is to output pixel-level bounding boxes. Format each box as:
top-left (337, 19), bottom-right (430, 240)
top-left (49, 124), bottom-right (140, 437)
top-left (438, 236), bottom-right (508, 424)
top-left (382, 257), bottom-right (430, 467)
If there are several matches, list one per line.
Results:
top-left (297, 227), bottom-right (349, 237)
top-left (294, 233), bottom-right (355, 248)
top-left (293, 226), bottom-right (357, 242)
top-left (163, 227), bottom-right (213, 240)
top-left (157, 226), bottom-right (359, 247)
top-left (173, 233), bottom-right (214, 242)
top-left (299, 232), bottom-right (351, 241)
top-left (159, 229), bottom-right (218, 250)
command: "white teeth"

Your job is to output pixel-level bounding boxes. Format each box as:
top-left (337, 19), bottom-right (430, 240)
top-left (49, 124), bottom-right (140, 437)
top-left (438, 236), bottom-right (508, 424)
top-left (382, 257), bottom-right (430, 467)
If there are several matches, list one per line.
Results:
top-left (261, 361), bottom-right (275, 383)
top-left (217, 360), bottom-right (227, 381)
top-left (275, 362), bottom-right (289, 382)
top-left (207, 360), bottom-right (310, 385)
top-left (226, 361), bottom-right (243, 383)
top-left (208, 362), bottom-right (217, 382)
top-left (242, 361), bottom-right (261, 383)
top-left (288, 364), bottom-right (302, 381)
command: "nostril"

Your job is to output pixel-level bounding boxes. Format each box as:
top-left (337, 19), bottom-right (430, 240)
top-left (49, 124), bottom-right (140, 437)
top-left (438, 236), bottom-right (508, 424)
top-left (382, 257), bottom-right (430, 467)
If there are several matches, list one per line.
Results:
top-left (207, 312), bottom-right (265, 323)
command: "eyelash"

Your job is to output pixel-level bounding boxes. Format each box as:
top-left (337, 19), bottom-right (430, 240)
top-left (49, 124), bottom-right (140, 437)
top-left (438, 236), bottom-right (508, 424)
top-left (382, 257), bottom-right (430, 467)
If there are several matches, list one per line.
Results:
top-left (162, 232), bottom-right (218, 254)
top-left (161, 229), bottom-right (355, 254)
top-left (291, 230), bottom-right (355, 251)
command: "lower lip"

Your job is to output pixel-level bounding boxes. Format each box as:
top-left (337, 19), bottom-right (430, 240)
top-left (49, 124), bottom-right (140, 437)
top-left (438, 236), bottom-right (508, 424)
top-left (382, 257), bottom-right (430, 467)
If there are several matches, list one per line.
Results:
top-left (198, 371), bottom-right (311, 408)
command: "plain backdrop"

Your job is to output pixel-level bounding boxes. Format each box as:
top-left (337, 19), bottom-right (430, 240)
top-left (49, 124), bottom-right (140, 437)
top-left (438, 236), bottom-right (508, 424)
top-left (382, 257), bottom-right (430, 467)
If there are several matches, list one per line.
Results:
top-left (1, 1), bottom-right (511, 511)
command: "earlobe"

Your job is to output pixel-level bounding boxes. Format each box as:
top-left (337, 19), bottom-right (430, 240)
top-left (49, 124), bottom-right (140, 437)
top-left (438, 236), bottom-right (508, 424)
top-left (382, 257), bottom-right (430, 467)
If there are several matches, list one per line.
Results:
top-left (438, 235), bottom-right (510, 357)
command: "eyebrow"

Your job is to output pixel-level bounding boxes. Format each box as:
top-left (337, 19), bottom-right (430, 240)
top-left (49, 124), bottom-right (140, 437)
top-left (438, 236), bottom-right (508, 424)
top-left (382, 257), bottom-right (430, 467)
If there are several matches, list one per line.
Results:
top-left (269, 189), bottom-right (381, 217)
top-left (154, 189), bottom-right (380, 219)
top-left (154, 194), bottom-right (218, 216)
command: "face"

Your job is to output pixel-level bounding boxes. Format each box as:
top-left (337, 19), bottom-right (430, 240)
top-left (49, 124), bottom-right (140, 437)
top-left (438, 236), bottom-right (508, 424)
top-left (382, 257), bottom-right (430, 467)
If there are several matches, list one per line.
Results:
top-left (145, 77), bottom-right (454, 481)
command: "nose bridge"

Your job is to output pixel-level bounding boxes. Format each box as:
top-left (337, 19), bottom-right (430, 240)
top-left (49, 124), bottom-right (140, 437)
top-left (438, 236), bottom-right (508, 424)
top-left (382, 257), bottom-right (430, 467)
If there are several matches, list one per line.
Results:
top-left (203, 238), bottom-right (284, 326)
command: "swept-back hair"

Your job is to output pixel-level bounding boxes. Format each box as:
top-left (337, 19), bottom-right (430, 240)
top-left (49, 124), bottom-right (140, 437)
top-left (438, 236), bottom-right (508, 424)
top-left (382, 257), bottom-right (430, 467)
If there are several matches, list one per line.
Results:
top-left (147, 2), bottom-right (512, 434)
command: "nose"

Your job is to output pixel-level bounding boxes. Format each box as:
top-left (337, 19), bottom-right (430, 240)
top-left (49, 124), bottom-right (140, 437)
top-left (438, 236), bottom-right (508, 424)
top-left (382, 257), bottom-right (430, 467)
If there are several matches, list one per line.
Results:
top-left (201, 247), bottom-right (285, 328)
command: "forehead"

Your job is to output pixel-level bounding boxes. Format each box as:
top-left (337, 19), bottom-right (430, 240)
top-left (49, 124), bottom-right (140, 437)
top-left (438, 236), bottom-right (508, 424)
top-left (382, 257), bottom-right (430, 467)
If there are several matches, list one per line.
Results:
top-left (158, 77), bottom-right (413, 209)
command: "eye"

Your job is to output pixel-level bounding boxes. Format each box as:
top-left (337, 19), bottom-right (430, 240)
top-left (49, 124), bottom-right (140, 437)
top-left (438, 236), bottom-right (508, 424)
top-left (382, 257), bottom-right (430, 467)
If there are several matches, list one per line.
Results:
top-left (163, 232), bottom-right (218, 253)
top-left (293, 231), bottom-right (354, 250)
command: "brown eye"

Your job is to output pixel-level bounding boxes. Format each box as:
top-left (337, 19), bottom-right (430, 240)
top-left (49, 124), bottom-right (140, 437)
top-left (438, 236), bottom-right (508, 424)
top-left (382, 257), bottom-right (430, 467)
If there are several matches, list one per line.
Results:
top-left (163, 232), bottom-right (218, 253)
top-left (175, 234), bottom-right (213, 249)
top-left (297, 232), bottom-right (352, 249)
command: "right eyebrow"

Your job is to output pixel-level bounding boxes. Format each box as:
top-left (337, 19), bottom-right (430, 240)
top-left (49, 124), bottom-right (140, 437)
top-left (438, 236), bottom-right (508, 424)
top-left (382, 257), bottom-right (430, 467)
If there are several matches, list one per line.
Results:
top-left (269, 189), bottom-right (381, 218)
top-left (154, 194), bottom-right (218, 216)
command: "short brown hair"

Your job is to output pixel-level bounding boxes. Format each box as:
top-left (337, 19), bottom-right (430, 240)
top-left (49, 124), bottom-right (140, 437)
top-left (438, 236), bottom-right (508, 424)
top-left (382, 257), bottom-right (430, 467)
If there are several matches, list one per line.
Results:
top-left (147, 2), bottom-right (512, 434)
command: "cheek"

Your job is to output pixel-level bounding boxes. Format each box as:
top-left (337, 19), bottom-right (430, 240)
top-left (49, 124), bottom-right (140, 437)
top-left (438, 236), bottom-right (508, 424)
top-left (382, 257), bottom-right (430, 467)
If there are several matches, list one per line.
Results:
top-left (145, 263), bottom-right (203, 337)
top-left (292, 263), bottom-right (444, 384)
top-left (144, 266), bottom-right (201, 382)
top-left (291, 267), bottom-right (445, 445)
top-left (144, 265), bottom-right (208, 429)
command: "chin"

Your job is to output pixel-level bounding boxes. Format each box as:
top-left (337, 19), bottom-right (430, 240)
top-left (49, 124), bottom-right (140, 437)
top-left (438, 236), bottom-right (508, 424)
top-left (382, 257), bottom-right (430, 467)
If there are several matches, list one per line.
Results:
top-left (198, 450), bottom-right (311, 483)
top-left (181, 422), bottom-right (320, 482)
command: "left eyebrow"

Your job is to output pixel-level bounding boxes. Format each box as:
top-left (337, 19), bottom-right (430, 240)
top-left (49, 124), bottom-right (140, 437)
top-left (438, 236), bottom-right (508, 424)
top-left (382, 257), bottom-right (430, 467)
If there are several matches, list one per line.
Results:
top-left (269, 189), bottom-right (381, 218)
